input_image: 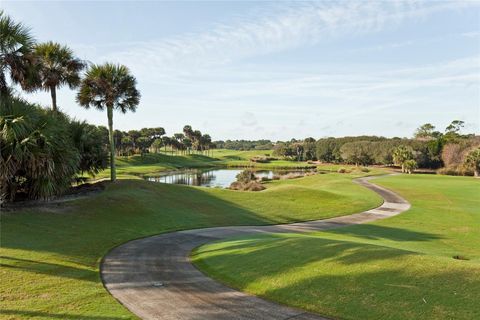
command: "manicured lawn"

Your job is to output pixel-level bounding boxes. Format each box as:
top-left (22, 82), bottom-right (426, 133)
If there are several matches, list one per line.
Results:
top-left (0, 172), bottom-right (381, 319)
top-left (192, 174), bottom-right (480, 320)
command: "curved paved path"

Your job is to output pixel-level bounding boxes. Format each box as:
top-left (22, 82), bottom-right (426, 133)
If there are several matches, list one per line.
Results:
top-left (101, 175), bottom-right (410, 320)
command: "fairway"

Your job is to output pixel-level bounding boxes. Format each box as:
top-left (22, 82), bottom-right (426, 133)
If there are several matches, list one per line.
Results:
top-left (192, 174), bottom-right (480, 320)
top-left (0, 172), bottom-right (380, 319)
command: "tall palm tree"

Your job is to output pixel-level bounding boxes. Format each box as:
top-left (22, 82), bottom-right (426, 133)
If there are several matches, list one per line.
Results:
top-left (0, 10), bottom-right (37, 96)
top-left (76, 63), bottom-right (140, 181)
top-left (34, 41), bottom-right (85, 111)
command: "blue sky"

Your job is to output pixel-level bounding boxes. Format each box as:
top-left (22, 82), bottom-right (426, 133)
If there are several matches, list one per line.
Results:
top-left (3, 1), bottom-right (480, 140)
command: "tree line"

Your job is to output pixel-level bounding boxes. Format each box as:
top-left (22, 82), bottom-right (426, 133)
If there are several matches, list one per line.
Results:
top-left (272, 121), bottom-right (479, 176)
top-left (213, 139), bottom-right (274, 151)
top-left (112, 125), bottom-right (214, 156)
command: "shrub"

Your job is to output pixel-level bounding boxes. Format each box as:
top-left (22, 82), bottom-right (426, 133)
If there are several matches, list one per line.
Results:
top-left (337, 168), bottom-right (347, 173)
top-left (228, 181), bottom-right (265, 191)
top-left (463, 148), bottom-right (480, 177)
top-left (272, 175), bottom-right (281, 180)
top-left (235, 170), bottom-right (256, 183)
top-left (404, 159), bottom-right (418, 174)
top-left (0, 97), bottom-right (108, 203)
top-left (360, 167), bottom-right (370, 172)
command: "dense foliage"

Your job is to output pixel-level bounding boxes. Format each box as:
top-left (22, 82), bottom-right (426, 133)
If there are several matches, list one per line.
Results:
top-left (0, 98), bottom-right (108, 202)
top-left (270, 122), bottom-right (478, 175)
top-left (0, 11), bottom-right (116, 202)
top-left (112, 125), bottom-right (214, 156)
top-left (214, 139), bottom-right (274, 150)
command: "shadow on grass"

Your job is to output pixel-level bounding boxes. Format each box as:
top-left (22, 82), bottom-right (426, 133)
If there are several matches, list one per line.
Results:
top-left (327, 224), bottom-right (442, 242)
top-left (194, 234), bottom-right (480, 319)
top-left (0, 256), bottom-right (96, 282)
top-left (0, 180), bottom-right (271, 269)
top-left (1, 309), bottom-right (126, 319)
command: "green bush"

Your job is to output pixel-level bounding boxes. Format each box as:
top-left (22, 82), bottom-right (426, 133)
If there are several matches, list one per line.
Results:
top-left (235, 170), bottom-right (256, 183)
top-left (0, 97), bottom-right (107, 202)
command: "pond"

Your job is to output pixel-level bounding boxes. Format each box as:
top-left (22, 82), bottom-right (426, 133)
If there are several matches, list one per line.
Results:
top-left (145, 168), bottom-right (314, 188)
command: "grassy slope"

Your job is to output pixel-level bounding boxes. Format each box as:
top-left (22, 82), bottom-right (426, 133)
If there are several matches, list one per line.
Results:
top-left (192, 174), bottom-right (480, 320)
top-left (0, 172), bottom-right (381, 319)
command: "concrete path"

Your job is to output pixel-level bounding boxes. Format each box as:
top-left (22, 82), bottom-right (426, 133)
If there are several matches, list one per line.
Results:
top-left (101, 175), bottom-right (410, 320)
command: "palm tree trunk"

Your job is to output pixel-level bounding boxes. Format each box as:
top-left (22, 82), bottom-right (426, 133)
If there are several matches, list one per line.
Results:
top-left (50, 86), bottom-right (57, 112)
top-left (107, 106), bottom-right (116, 182)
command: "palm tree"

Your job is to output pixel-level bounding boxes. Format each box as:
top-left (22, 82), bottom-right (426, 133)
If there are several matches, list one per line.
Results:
top-left (34, 41), bottom-right (85, 111)
top-left (76, 63), bottom-right (140, 181)
top-left (0, 10), bottom-right (37, 96)
top-left (392, 145), bottom-right (413, 173)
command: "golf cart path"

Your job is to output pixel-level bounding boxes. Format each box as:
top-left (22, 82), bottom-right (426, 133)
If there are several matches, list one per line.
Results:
top-left (101, 175), bottom-right (410, 320)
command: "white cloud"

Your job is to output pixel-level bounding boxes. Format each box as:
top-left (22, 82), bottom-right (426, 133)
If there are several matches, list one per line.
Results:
top-left (103, 1), bottom-right (479, 78)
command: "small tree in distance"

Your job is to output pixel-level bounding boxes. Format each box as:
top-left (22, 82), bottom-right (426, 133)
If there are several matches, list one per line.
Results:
top-left (392, 145), bottom-right (414, 173)
top-left (403, 159), bottom-right (418, 174)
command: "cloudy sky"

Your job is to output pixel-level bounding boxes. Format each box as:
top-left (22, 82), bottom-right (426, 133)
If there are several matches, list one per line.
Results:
top-left (3, 1), bottom-right (480, 140)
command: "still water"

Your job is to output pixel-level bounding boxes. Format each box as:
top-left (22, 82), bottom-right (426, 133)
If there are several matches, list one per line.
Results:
top-left (145, 168), bottom-right (311, 188)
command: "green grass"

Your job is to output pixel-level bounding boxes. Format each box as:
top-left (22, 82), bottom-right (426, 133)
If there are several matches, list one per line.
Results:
top-left (192, 174), bottom-right (480, 320)
top-left (0, 172), bottom-right (381, 319)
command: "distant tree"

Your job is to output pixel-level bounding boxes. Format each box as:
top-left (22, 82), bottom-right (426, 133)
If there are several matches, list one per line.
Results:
top-left (292, 142), bottom-right (304, 161)
top-left (414, 123), bottom-right (435, 139)
top-left (392, 145), bottom-right (413, 173)
top-left (201, 134), bottom-right (212, 156)
top-left (236, 170), bottom-right (256, 183)
top-left (151, 138), bottom-right (163, 153)
top-left (183, 138), bottom-right (192, 154)
top-left (273, 142), bottom-right (295, 160)
top-left (340, 141), bottom-right (373, 166)
top-left (152, 127), bottom-right (165, 139)
top-left (303, 137), bottom-right (316, 161)
top-left (463, 148), bottom-right (480, 177)
top-left (162, 136), bottom-right (171, 153)
top-left (316, 138), bottom-right (341, 163)
top-left (33, 42), bottom-right (85, 111)
top-left (444, 120), bottom-right (465, 142)
top-left (403, 159), bottom-right (418, 174)
top-left (445, 120), bottom-right (464, 134)
top-left (76, 63), bottom-right (140, 181)
top-left (128, 130), bottom-right (141, 149)
top-left (136, 136), bottom-right (151, 156)
top-left (121, 136), bottom-right (134, 156)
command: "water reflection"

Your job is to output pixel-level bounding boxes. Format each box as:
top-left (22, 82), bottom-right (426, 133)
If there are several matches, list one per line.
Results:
top-left (145, 169), bottom-right (313, 188)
